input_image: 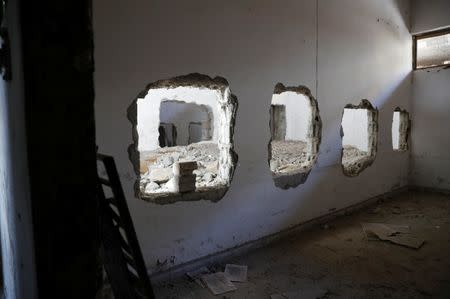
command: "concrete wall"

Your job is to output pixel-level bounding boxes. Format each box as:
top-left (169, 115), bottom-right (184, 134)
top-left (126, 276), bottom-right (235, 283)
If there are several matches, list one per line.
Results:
top-left (410, 1), bottom-right (450, 190)
top-left (411, 69), bottom-right (450, 189)
top-left (342, 108), bottom-right (370, 152)
top-left (0, 1), bottom-right (37, 298)
top-left (411, 0), bottom-right (450, 33)
top-left (271, 92), bottom-right (312, 141)
top-left (94, 0), bottom-right (412, 273)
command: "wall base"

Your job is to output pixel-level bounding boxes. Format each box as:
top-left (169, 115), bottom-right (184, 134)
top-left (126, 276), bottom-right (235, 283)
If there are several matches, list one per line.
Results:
top-left (150, 185), bottom-right (411, 283)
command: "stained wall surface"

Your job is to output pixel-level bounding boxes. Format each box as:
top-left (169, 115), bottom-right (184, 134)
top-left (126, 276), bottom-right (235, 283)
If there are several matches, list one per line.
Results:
top-left (94, 0), bottom-right (412, 273)
top-left (410, 1), bottom-right (450, 190)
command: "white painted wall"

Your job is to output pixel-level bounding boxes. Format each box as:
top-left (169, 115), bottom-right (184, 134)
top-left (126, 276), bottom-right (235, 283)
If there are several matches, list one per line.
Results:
top-left (271, 92), bottom-right (312, 141)
top-left (0, 1), bottom-right (37, 298)
top-left (410, 1), bottom-right (450, 190)
top-left (94, 0), bottom-right (412, 273)
top-left (342, 108), bottom-right (370, 152)
top-left (159, 101), bottom-right (212, 146)
top-left (411, 0), bottom-right (450, 33)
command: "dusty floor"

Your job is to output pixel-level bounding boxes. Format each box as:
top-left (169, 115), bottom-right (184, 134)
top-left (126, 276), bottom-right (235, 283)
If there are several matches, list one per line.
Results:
top-left (153, 191), bottom-right (450, 298)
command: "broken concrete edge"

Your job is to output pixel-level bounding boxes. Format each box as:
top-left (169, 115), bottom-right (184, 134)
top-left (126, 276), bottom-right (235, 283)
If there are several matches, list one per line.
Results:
top-left (393, 106), bottom-right (411, 152)
top-left (340, 99), bottom-right (378, 177)
top-left (140, 186), bottom-right (229, 205)
top-left (273, 170), bottom-right (311, 189)
top-left (127, 73), bottom-right (238, 204)
top-left (137, 73), bottom-right (229, 97)
top-left (268, 84), bottom-right (322, 189)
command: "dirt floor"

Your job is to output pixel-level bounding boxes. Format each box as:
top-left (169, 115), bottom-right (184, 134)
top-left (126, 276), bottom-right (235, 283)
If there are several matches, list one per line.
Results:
top-left (152, 191), bottom-right (450, 298)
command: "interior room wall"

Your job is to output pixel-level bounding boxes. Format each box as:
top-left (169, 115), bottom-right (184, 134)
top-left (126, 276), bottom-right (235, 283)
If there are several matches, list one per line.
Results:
top-left (411, 0), bottom-right (450, 33)
top-left (94, 0), bottom-right (412, 274)
top-left (271, 92), bottom-right (312, 141)
top-left (341, 108), bottom-right (370, 152)
top-left (410, 0), bottom-right (450, 190)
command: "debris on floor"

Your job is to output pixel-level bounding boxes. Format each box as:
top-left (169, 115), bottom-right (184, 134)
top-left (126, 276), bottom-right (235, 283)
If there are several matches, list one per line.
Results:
top-left (201, 272), bottom-right (237, 295)
top-left (186, 266), bottom-right (211, 288)
top-left (361, 222), bottom-right (425, 249)
top-left (270, 288), bottom-right (328, 299)
top-left (224, 264), bottom-right (248, 282)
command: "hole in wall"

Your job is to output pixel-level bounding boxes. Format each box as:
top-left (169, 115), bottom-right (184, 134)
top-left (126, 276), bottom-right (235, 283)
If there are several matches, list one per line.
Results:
top-left (392, 107), bottom-right (410, 152)
top-left (268, 83), bottom-right (322, 189)
top-left (128, 73), bottom-right (238, 204)
top-left (340, 99), bottom-right (378, 177)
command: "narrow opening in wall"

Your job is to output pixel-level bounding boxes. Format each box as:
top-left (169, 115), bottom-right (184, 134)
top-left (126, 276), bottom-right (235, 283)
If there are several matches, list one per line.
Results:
top-left (341, 100), bottom-right (378, 177)
top-left (268, 83), bottom-right (322, 189)
top-left (128, 73), bottom-right (238, 204)
top-left (392, 108), bottom-right (410, 151)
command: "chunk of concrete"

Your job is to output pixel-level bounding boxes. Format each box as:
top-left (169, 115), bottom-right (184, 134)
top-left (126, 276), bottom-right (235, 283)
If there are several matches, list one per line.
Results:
top-left (144, 182), bottom-right (160, 193)
top-left (149, 167), bottom-right (172, 183)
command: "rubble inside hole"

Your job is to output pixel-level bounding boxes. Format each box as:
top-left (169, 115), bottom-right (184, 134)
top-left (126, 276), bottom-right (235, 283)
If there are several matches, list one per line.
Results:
top-left (139, 141), bottom-right (221, 195)
top-left (341, 145), bottom-right (373, 175)
top-left (128, 73), bottom-right (238, 204)
top-left (269, 140), bottom-right (309, 174)
top-left (268, 83), bottom-right (322, 189)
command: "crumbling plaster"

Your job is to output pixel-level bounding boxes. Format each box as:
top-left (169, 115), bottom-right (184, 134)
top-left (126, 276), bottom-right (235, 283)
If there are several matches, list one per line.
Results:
top-left (94, 0), bottom-right (412, 275)
top-left (341, 100), bottom-right (379, 177)
top-left (128, 73), bottom-right (238, 204)
top-left (269, 83), bottom-right (322, 189)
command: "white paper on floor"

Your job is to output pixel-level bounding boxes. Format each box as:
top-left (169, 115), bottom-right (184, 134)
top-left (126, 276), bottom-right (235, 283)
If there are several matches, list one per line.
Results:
top-left (270, 288), bottom-right (328, 299)
top-left (186, 266), bottom-right (211, 288)
top-left (201, 272), bottom-right (237, 295)
top-left (361, 222), bottom-right (425, 249)
top-left (224, 264), bottom-right (248, 282)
